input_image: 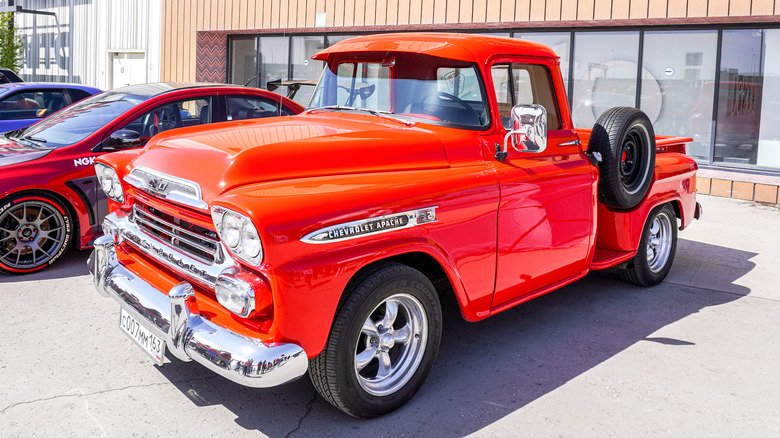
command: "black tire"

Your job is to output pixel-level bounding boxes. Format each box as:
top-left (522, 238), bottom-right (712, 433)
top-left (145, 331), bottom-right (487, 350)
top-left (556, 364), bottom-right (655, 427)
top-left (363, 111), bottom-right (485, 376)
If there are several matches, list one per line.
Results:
top-left (309, 261), bottom-right (442, 418)
top-left (589, 107), bottom-right (656, 209)
top-left (619, 203), bottom-right (678, 286)
top-left (0, 192), bottom-right (73, 274)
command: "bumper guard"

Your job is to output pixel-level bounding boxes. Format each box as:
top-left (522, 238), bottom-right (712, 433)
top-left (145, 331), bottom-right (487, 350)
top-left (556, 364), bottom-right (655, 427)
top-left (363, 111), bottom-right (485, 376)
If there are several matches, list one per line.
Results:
top-left (88, 234), bottom-right (308, 388)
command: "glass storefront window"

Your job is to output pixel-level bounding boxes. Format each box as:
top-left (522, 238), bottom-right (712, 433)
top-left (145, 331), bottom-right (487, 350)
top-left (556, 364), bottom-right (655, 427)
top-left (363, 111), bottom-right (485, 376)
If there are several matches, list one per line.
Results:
top-left (258, 37), bottom-right (289, 90)
top-left (571, 31), bottom-right (639, 128)
top-left (229, 37), bottom-right (258, 87)
top-left (514, 32), bottom-right (571, 94)
top-left (290, 36), bottom-right (325, 105)
top-left (642, 30), bottom-right (717, 162)
top-left (757, 30), bottom-right (780, 169)
top-left (325, 35), bottom-right (363, 46)
top-left (714, 30), bottom-right (764, 166)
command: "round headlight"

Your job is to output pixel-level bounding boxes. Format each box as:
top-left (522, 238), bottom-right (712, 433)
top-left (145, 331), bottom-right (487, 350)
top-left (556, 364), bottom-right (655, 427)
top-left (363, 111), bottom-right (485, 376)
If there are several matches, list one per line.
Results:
top-left (211, 206), bottom-right (264, 266)
top-left (241, 221), bottom-right (262, 258)
top-left (100, 168), bottom-right (113, 193)
top-left (221, 213), bottom-right (242, 248)
top-left (95, 162), bottom-right (124, 203)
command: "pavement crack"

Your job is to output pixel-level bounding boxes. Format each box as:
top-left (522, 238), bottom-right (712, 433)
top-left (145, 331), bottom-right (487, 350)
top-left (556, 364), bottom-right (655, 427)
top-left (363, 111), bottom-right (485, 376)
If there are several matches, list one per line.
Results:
top-left (0, 375), bottom-right (218, 415)
top-left (665, 280), bottom-right (780, 303)
top-left (284, 391), bottom-right (318, 438)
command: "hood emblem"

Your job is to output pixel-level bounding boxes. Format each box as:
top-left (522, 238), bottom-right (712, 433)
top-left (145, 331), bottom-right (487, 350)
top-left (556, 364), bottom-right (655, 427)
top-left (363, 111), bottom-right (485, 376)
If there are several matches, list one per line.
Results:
top-left (146, 177), bottom-right (169, 194)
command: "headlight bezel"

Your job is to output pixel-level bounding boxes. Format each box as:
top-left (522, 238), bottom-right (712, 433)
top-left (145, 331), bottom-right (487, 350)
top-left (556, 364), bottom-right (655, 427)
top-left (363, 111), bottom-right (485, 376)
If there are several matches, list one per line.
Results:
top-left (211, 205), bottom-right (264, 266)
top-left (95, 162), bottom-right (124, 203)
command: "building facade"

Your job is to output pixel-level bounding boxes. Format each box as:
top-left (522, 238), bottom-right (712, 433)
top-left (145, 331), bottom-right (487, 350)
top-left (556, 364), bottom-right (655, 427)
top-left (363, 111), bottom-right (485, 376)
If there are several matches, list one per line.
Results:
top-left (9, 0), bottom-right (162, 90)
top-left (6, 1), bottom-right (780, 202)
top-left (152, 0), bottom-right (780, 202)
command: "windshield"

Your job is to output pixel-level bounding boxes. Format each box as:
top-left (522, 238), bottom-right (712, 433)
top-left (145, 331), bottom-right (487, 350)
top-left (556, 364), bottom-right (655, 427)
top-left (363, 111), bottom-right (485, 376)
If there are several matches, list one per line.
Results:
top-left (308, 53), bottom-right (490, 129)
top-left (10, 91), bottom-right (149, 148)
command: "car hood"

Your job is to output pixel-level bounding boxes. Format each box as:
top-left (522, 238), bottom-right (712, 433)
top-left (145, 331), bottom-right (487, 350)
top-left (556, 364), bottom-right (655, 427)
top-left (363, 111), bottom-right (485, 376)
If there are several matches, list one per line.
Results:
top-left (129, 113), bottom-right (450, 203)
top-left (0, 136), bottom-right (52, 167)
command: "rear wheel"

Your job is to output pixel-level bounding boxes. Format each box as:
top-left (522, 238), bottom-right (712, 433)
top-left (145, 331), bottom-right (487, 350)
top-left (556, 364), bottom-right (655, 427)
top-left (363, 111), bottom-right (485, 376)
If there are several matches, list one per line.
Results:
top-left (0, 193), bottom-right (73, 274)
top-left (619, 203), bottom-right (677, 286)
top-left (310, 262), bottom-right (442, 418)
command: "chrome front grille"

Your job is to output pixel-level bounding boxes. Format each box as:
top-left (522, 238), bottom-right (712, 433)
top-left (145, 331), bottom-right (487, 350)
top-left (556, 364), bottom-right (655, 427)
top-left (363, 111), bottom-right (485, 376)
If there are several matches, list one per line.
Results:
top-left (132, 202), bottom-right (220, 263)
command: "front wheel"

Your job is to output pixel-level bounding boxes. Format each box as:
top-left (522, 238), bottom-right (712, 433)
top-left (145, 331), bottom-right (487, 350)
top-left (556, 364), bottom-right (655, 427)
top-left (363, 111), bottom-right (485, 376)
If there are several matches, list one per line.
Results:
top-left (0, 193), bottom-right (73, 274)
top-left (309, 262), bottom-right (442, 418)
top-left (619, 203), bottom-right (678, 286)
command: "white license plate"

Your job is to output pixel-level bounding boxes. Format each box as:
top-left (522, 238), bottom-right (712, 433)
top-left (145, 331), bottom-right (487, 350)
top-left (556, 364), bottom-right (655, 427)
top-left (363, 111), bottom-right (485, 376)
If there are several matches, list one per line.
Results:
top-left (119, 307), bottom-right (165, 365)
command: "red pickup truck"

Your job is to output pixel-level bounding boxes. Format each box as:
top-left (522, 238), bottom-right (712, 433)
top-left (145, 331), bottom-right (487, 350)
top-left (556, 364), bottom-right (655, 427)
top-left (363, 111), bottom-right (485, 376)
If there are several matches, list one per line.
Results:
top-left (89, 33), bottom-right (701, 418)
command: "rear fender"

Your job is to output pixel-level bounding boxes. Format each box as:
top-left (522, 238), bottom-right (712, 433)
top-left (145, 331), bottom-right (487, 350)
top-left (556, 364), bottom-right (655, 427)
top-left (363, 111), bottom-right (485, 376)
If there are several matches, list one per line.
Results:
top-left (596, 152), bottom-right (697, 252)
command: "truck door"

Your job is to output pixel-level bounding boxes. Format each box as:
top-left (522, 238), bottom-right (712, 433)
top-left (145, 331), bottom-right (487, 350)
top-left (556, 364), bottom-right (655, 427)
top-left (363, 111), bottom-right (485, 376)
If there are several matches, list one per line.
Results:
top-left (487, 61), bottom-right (597, 309)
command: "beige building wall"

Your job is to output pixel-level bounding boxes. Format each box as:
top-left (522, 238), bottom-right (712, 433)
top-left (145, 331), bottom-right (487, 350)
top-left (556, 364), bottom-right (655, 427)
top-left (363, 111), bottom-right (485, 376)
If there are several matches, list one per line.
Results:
top-left (161, 0), bottom-right (779, 81)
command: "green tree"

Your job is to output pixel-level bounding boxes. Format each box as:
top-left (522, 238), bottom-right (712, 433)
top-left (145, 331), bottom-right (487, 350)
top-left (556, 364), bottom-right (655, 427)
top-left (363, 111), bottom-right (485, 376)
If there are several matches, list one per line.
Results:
top-left (0, 12), bottom-right (24, 71)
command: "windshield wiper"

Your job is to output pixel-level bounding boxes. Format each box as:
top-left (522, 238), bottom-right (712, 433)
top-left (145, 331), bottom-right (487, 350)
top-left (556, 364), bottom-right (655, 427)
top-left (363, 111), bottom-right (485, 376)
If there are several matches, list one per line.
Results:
top-left (5, 128), bottom-right (23, 140)
top-left (20, 136), bottom-right (49, 147)
top-left (313, 106), bottom-right (415, 127)
top-left (316, 105), bottom-right (359, 111)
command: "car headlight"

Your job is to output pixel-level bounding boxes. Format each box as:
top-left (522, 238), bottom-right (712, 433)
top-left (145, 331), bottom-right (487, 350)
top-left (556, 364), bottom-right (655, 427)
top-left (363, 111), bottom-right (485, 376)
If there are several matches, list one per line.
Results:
top-left (215, 274), bottom-right (255, 317)
top-left (211, 205), bottom-right (264, 265)
top-left (95, 162), bottom-right (124, 203)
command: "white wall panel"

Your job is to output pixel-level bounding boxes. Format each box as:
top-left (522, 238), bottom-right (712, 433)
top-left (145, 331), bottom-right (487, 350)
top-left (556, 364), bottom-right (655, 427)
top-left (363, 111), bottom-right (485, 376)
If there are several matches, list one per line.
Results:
top-left (15, 0), bottom-right (162, 90)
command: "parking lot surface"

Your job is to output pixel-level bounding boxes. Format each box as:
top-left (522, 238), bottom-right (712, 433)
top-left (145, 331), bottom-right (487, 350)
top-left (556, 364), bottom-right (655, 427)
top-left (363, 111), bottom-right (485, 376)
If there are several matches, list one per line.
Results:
top-left (1, 195), bottom-right (779, 437)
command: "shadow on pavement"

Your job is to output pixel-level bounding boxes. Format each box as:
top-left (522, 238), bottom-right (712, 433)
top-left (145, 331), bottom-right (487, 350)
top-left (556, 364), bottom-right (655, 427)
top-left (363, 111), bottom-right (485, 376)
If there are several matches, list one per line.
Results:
top-left (154, 239), bottom-right (754, 437)
top-left (0, 248), bottom-right (90, 284)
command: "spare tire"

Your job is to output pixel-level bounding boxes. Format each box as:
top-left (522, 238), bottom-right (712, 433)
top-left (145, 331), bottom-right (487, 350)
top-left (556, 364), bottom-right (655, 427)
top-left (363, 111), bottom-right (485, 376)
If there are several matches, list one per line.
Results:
top-left (588, 107), bottom-right (656, 210)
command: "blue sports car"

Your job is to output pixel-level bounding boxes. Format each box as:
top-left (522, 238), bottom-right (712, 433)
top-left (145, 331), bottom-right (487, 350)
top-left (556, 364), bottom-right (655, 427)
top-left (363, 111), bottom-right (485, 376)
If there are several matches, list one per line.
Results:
top-left (0, 82), bottom-right (101, 132)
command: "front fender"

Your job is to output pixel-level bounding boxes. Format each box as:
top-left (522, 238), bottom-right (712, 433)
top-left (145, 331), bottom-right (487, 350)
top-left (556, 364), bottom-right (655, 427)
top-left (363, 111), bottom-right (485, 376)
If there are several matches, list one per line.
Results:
top-left (213, 167), bottom-right (501, 357)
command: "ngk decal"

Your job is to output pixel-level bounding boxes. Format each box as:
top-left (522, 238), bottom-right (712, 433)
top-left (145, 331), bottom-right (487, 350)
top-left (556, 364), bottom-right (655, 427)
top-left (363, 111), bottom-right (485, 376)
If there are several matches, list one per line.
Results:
top-left (74, 156), bottom-right (96, 167)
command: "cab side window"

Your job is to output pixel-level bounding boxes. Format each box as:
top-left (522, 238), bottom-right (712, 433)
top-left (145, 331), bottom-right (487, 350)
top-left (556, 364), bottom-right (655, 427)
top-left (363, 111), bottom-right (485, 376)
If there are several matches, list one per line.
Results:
top-left (490, 63), bottom-right (561, 130)
top-left (226, 95), bottom-right (295, 121)
top-left (0, 90), bottom-right (67, 119)
top-left (121, 97), bottom-right (211, 143)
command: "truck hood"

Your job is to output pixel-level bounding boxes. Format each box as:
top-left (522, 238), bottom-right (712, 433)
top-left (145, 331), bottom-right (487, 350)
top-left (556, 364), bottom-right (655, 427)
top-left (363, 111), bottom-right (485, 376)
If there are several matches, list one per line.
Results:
top-left (0, 136), bottom-right (52, 167)
top-left (129, 113), bottom-right (450, 203)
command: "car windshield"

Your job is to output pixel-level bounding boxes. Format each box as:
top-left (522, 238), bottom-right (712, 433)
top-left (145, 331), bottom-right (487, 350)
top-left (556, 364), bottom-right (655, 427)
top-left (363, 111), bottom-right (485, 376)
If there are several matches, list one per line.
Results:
top-left (308, 52), bottom-right (490, 129)
top-left (10, 91), bottom-right (149, 148)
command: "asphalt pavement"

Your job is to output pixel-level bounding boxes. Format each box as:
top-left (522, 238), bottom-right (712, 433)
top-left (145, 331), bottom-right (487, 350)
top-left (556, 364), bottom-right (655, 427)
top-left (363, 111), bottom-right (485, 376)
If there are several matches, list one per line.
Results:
top-left (1, 194), bottom-right (779, 437)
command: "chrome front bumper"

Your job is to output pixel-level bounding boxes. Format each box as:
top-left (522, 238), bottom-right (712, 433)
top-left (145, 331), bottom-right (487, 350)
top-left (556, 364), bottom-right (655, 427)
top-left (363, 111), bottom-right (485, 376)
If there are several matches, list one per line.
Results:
top-left (88, 234), bottom-right (308, 388)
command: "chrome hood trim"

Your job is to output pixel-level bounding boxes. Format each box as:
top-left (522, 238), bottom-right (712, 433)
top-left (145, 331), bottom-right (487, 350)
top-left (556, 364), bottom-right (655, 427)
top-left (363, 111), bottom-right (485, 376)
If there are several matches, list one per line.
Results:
top-left (124, 166), bottom-right (209, 212)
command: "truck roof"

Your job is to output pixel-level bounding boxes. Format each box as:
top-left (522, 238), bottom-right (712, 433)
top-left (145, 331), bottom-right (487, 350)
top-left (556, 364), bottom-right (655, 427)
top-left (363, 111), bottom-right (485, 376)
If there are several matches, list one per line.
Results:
top-left (312, 32), bottom-right (559, 63)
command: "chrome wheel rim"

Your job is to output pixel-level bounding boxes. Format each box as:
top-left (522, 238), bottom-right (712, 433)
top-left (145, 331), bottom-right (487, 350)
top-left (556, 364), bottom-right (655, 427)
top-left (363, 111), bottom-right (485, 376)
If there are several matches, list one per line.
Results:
top-left (354, 293), bottom-right (427, 396)
top-left (0, 201), bottom-right (66, 270)
top-left (647, 211), bottom-right (673, 273)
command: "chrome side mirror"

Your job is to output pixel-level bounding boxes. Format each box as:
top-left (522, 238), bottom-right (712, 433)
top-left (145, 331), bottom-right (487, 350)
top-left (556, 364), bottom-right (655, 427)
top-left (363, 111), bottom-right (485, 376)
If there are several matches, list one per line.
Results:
top-left (496, 104), bottom-right (547, 161)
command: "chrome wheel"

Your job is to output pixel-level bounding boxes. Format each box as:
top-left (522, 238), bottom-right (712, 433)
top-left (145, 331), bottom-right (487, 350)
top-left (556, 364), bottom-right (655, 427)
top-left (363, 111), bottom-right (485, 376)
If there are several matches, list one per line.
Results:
top-left (354, 293), bottom-right (428, 397)
top-left (646, 210), bottom-right (673, 273)
top-left (0, 200), bottom-right (67, 270)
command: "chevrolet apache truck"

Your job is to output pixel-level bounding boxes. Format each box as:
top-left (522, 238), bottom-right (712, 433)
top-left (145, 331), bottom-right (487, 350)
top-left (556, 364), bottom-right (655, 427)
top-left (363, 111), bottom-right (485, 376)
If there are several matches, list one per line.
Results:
top-left (89, 33), bottom-right (702, 417)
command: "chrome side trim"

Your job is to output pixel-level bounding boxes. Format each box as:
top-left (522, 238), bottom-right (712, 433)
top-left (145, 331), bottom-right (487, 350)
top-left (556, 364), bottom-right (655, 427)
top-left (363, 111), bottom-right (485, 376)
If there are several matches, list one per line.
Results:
top-left (559, 140), bottom-right (582, 147)
top-left (104, 212), bottom-right (235, 289)
top-left (88, 235), bottom-right (308, 388)
top-left (125, 166), bottom-right (209, 212)
top-left (301, 206), bottom-right (438, 244)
